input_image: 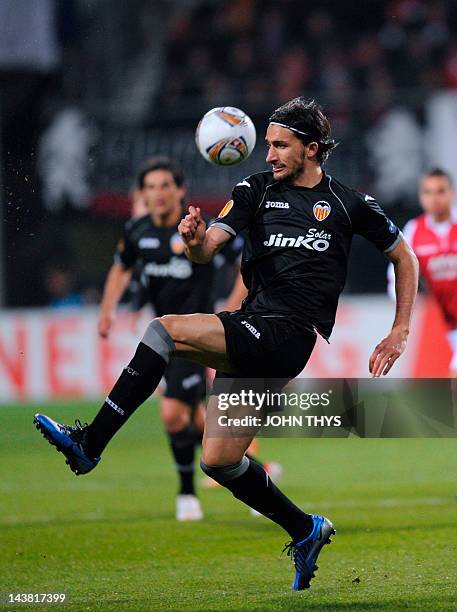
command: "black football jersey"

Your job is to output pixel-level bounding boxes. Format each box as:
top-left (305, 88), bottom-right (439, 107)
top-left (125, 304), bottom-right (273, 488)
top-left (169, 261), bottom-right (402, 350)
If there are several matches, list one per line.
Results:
top-left (209, 171), bottom-right (401, 339)
top-left (115, 214), bottom-right (219, 316)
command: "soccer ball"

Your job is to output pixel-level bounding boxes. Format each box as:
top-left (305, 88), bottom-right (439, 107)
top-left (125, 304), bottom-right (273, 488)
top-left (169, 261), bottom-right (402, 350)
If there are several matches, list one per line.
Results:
top-left (195, 106), bottom-right (256, 166)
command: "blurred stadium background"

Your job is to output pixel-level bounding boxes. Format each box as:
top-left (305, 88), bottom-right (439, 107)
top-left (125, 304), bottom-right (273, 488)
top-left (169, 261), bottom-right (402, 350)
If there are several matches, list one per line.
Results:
top-left (1, 0), bottom-right (455, 401)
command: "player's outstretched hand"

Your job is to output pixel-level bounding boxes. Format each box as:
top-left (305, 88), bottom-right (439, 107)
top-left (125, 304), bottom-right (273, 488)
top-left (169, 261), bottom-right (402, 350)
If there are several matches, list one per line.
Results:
top-left (369, 326), bottom-right (408, 377)
top-left (98, 311), bottom-right (114, 338)
top-left (178, 206), bottom-right (206, 248)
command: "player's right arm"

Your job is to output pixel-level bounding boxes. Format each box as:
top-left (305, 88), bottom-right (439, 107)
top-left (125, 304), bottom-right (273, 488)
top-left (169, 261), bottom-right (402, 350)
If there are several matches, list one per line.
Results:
top-left (179, 206), bottom-right (231, 263)
top-left (179, 175), bottom-right (262, 264)
top-left (98, 264), bottom-right (133, 338)
top-left (99, 224), bottom-right (138, 338)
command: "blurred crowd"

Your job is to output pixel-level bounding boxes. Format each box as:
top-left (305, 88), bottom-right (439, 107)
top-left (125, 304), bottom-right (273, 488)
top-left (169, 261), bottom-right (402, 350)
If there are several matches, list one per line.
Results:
top-left (4, 0), bottom-right (457, 307)
top-left (161, 0), bottom-right (457, 125)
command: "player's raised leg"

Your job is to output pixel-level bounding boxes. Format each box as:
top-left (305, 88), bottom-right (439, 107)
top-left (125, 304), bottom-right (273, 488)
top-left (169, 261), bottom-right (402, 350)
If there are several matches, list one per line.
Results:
top-left (34, 313), bottom-right (230, 475)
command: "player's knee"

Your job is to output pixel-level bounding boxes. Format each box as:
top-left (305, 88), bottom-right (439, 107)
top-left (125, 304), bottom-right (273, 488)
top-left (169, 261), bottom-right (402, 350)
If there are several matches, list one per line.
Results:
top-left (158, 315), bottom-right (187, 344)
top-left (201, 441), bottom-right (245, 466)
top-left (141, 318), bottom-right (175, 362)
top-left (200, 456), bottom-right (249, 484)
top-left (160, 404), bottom-right (189, 432)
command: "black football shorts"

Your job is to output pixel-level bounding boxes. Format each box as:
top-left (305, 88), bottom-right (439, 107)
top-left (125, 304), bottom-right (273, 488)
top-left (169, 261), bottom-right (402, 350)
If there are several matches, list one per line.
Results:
top-left (216, 310), bottom-right (317, 379)
top-left (163, 356), bottom-right (206, 406)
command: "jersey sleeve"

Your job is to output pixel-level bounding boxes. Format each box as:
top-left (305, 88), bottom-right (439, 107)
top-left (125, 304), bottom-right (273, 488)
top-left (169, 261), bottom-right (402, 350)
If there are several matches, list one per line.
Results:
top-left (351, 192), bottom-right (401, 253)
top-left (386, 218), bottom-right (417, 300)
top-left (113, 223), bottom-right (138, 269)
top-left (208, 176), bottom-right (260, 237)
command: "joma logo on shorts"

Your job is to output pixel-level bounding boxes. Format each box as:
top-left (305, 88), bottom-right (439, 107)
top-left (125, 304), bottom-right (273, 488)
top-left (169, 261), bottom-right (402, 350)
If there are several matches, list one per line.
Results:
top-left (241, 320), bottom-right (260, 339)
top-left (263, 228), bottom-right (331, 252)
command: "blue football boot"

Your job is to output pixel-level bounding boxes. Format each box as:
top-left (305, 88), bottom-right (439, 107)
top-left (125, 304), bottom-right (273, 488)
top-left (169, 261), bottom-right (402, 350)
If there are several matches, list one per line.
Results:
top-left (33, 413), bottom-right (100, 475)
top-left (283, 514), bottom-right (335, 590)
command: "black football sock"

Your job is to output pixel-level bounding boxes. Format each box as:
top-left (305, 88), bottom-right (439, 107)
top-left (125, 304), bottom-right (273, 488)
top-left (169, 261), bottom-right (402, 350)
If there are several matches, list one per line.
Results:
top-left (85, 321), bottom-right (175, 458)
top-left (217, 457), bottom-right (313, 542)
top-left (85, 342), bottom-right (166, 457)
top-left (245, 451), bottom-right (264, 467)
top-left (168, 423), bottom-right (197, 495)
top-left (193, 428), bottom-right (203, 447)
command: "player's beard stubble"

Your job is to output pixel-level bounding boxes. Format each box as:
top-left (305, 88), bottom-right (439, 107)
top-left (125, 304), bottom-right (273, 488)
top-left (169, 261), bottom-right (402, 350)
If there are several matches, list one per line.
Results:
top-left (274, 149), bottom-right (308, 185)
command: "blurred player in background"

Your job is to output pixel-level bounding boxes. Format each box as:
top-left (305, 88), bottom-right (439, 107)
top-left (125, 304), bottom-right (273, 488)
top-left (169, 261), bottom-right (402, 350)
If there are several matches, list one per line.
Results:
top-left (97, 158), bottom-right (278, 520)
top-left (98, 158), bottom-right (211, 521)
top-left (35, 98), bottom-right (418, 591)
top-left (123, 186), bottom-right (149, 319)
top-left (388, 168), bottom-right (457, 375)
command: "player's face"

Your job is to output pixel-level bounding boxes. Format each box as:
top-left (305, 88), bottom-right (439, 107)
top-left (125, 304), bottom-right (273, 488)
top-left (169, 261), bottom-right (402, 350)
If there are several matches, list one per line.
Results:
top-left (141, 170), bottom-right (185, 216)
top-left (420, 175), bottom-right (454, 221)
top-left (265, 124), bottom-right (317, 182)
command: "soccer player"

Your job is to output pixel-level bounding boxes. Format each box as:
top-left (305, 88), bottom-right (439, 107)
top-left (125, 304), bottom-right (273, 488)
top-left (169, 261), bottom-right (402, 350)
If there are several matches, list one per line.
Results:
top-left (97, 157), bottom-right (246, 522)
top-left (34, 98), bottom-right (418, 591)
top-left (387, 168), bottom-right (457, 375)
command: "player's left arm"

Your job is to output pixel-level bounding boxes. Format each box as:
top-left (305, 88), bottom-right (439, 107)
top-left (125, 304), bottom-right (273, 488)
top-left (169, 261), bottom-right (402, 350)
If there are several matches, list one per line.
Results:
top-left (386, 218), bottom-right (417, 301)
top-left (369, 237), bottom-right (419, 377)
top-left (222, 270), bottom-right (248, 311)
top-left (349, 190), bottom-right (419, 376)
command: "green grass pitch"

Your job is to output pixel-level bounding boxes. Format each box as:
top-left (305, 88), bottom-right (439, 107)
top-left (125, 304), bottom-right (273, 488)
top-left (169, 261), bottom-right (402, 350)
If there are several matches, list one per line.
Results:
top-left (0, 401), bottom-right (456, 611)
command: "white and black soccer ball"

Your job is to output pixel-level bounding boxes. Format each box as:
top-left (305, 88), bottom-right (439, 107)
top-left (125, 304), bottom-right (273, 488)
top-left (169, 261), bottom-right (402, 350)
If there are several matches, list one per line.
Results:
top-left (195, 106), bottom-right (256, 166)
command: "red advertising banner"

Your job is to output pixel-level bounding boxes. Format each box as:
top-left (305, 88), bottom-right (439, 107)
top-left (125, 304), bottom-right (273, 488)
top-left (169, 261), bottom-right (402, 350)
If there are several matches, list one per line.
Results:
top-left (0, 297), bottom-right (452, 403)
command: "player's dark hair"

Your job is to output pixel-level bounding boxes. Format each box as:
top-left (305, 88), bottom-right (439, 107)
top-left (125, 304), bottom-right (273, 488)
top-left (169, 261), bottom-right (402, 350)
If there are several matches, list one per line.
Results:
top-left (137, 157), bottom-right (185, 189)
top-left (269, 97), bottom-right (337, 164)
top-left (423, 167), bottom-right (453, 186)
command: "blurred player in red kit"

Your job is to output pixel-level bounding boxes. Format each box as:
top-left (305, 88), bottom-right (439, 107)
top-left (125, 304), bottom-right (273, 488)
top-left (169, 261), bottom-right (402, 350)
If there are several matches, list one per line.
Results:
top-left (388, 168), bottom-right (457, 375)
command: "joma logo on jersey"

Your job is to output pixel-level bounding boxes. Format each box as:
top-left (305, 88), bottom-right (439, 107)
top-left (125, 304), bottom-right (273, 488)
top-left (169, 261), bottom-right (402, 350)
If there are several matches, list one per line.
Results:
top-left (265, 201), bottom-right (290, 209)
top-left (263, 228), bottom-right (331, 252)
top-left (139, 237), bottom-right (160, 249)
top-left (240, 320), bottom-right (260, 339)
top-left (313, 201), bottom-right (331, 221)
